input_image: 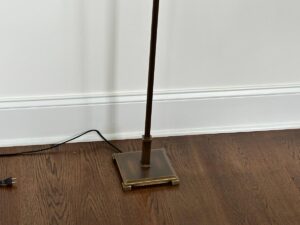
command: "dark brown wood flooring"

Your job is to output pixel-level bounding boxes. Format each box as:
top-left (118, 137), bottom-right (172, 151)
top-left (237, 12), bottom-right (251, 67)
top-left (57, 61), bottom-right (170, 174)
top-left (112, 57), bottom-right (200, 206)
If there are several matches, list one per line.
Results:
top-left (1, 130), bottom-right (300, 225)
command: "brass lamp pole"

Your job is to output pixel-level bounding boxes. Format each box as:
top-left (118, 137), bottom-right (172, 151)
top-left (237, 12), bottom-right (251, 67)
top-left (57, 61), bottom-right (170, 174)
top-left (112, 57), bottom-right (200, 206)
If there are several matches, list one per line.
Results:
top-left (113, 0), bottom-right (179, 191)
top-left (141, 0), bottom-right (160, 167)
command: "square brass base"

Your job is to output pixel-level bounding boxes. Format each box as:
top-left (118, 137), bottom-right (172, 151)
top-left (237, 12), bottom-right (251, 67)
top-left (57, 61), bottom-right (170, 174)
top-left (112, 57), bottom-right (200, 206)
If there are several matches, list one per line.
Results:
top-left (113, 149), bottom-right (179, 191)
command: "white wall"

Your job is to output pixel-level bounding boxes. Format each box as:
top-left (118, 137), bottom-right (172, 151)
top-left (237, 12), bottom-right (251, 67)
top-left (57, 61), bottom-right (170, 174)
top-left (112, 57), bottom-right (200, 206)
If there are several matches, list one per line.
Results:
top-left (157, 0), bottom-right (300, 88)
top-left (1, 0), bottom-right (300, 146)
top-left (0, 0), bottom-right (152, 97)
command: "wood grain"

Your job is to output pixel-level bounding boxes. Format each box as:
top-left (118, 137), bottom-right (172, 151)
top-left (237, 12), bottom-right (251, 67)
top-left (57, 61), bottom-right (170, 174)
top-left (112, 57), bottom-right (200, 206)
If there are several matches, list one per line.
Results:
top-left (1, 130), bottom-right (300, 225)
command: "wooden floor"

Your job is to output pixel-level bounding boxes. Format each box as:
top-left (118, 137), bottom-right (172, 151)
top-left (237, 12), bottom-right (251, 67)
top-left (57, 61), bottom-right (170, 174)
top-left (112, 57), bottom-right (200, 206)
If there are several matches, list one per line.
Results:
top-left (1, 130), bottom-right (300, 225)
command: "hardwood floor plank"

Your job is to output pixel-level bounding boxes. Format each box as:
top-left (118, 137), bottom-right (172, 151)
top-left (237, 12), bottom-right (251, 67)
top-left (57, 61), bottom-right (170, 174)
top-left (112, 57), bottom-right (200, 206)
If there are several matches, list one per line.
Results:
top-left (1, 130), bottom-right (300, 224)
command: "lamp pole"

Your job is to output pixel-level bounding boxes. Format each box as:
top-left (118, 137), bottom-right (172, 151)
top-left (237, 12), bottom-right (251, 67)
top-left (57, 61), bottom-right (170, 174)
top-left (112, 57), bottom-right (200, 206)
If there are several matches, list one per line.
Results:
top-left (141, 0), bottom-right (160, 166)
top-left (113, 0), bottom-right (179, 191)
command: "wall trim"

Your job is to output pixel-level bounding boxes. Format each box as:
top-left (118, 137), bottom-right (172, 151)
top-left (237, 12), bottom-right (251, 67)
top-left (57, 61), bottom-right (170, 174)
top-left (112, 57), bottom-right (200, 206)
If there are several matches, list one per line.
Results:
top-left (1, 83), bottom-right (300, 147)
top-left (1, 121), bottom-right (300, 148)
top-left (1, 83), bottom-right (300, 109)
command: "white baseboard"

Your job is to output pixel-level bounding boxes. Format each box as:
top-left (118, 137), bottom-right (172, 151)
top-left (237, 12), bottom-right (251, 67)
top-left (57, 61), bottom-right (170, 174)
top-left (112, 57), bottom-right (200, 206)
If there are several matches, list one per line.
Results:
top-left (1, 84), bottom-right (300, 147)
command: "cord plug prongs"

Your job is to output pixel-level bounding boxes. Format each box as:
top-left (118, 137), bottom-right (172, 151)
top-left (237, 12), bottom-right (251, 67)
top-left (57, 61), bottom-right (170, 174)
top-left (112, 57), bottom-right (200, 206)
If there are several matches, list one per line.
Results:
top-left (0, 177), bottom-right (17, 187)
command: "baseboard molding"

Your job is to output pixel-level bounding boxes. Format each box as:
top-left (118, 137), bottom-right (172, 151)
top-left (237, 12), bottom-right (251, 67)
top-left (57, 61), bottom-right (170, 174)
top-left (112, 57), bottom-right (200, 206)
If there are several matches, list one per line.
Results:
top-left (1, 84), bottom-right (300, 147)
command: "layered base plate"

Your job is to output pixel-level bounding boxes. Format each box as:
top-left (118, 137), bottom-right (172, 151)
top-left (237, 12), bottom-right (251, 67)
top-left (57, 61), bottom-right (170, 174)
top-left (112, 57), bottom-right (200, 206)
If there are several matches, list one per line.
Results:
top-left (113, 149), bottom-right (179, 191)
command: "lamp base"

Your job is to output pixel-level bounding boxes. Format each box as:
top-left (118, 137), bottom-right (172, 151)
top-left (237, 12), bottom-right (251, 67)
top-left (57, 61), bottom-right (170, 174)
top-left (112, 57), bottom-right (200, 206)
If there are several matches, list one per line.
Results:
top-left (113, 149), bottom-right (179, 191)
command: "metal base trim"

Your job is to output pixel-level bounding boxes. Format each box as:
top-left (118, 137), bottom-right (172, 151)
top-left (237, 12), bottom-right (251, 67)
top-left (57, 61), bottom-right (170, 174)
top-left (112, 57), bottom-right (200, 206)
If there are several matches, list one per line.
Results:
top-left (113, 149), bottom-right (179, 191)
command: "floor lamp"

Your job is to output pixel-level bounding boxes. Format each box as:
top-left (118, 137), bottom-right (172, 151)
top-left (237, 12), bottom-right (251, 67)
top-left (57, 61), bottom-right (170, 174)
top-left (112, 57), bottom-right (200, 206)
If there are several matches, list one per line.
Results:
top-left (113, 0), bottom-right (180, 191)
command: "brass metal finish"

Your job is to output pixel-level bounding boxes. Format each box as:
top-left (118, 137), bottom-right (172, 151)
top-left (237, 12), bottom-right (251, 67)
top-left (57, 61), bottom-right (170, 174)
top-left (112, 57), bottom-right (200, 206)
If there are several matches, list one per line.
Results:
top-left (113, 0), bottom-right (180, 191)
top-left (141, 135), bottom-right (152, 166)
top-left (113, 149), bottom-right (179, 191)
top-left (141, 0), bottom-right (160, 166)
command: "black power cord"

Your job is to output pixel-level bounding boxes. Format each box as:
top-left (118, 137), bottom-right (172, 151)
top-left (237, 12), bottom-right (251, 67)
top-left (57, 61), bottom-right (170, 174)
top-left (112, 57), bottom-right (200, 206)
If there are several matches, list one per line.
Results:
top-left (0, 129), bottom-right (123, 158)
top-left (0, 129), bottom-right (123, 186)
